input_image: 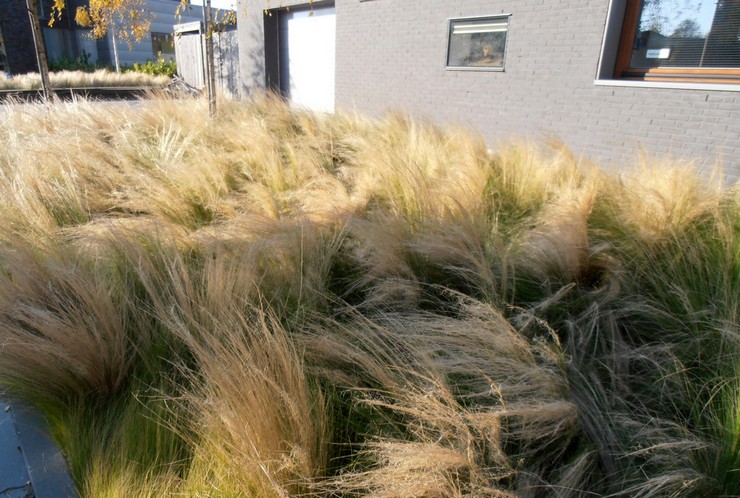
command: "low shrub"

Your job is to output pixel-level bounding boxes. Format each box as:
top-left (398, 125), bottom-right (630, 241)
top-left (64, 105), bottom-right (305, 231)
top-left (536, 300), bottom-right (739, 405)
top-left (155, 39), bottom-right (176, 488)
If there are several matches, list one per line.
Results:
top-left (126, 57), bottom-right (177, 78)
top-left (49, 50), bottom-right (101, 73)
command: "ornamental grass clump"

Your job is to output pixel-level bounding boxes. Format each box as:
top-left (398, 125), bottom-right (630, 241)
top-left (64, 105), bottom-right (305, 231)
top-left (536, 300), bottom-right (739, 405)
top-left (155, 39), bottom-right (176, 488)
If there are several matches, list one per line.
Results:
top-left (0, 93), bottom-right (736, 497)
top-left (298, 301), bottom-right (582, 496)
top-left (0, 69), bottom-right (170, 91)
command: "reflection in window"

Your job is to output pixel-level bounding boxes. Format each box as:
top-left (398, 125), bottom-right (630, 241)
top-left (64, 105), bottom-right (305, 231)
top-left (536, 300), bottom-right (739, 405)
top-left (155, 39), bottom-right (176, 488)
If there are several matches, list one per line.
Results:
top-left (0, 25), bottom-right (7, 73)
top-left (152, 32), bottom-right (175, 61)
top-left (447, 16), bottom-right (509, 70)
top-left (630, 0), bottom-right (740, 68)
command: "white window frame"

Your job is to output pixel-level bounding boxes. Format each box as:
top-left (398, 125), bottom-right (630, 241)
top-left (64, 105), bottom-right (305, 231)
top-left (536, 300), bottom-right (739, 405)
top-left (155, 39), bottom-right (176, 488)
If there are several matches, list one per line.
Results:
top-left (446, 14), bottom-right (511, 72)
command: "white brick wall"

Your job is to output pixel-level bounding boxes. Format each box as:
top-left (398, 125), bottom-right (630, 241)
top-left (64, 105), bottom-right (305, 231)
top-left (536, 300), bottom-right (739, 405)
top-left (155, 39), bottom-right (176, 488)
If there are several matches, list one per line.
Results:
top-left (237, 0), bottom-right (740, 182)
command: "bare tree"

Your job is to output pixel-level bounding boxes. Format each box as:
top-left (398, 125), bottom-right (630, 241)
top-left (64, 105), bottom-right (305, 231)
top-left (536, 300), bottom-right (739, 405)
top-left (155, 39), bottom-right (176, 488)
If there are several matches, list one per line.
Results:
top-left (672, 18), bottom-right (702, 38)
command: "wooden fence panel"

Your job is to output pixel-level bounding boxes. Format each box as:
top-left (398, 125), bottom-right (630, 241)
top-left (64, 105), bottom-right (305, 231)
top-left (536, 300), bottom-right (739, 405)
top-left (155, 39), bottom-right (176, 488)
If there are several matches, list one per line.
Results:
top-left (175, 23), bottom-right (239, 96)
top-left (175, 25), bottom-right (206, 88)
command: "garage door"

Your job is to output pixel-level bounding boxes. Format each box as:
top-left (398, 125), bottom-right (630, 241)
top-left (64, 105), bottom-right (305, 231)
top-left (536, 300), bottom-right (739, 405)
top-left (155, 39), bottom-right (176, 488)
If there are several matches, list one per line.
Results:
top-left (279, 6), bottom-right (336, 113)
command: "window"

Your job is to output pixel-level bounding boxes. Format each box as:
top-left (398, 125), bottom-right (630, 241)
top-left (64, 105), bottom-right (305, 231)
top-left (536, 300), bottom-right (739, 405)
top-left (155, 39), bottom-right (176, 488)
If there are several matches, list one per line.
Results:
top-left (447, 15), bottom-right (509, 70)
top-left (151, 32), bottom-right (175, 61)
top-left (614, 0), bottom-right (740, 83)
top-left (0, 25), bottom-right (7, 73)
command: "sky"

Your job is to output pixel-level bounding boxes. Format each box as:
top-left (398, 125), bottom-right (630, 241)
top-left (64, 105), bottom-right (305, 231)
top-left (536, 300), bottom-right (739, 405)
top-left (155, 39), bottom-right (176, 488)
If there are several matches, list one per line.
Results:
top-left (642, 0), bottom-right (719, 36)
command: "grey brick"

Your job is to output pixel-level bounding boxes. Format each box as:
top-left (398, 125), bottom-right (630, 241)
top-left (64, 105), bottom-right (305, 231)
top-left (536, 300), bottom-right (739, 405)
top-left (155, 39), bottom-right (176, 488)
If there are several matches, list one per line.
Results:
top-left (237, 0), bottom-right (740, 182)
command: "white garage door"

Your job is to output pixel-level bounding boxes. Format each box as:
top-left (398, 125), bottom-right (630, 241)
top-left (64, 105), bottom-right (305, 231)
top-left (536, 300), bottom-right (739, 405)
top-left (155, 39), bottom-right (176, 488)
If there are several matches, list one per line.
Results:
top-left (279, 6), bottom-right (336, 113)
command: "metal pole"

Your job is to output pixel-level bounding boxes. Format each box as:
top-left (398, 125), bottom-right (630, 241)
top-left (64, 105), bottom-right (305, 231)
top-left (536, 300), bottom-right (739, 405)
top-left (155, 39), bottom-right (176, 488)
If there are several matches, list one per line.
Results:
top-left (25, 0), bottom-right (52, 100)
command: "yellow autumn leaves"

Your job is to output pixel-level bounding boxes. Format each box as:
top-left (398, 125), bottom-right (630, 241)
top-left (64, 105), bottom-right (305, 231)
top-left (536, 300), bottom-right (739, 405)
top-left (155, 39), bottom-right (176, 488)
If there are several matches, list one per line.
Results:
top-left (74, 0), bottom-right (151, 47)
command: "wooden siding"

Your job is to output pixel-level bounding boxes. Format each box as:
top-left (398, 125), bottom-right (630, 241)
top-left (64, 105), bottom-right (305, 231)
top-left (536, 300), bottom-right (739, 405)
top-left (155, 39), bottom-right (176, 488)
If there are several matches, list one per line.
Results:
top-left (175, 25), bottom-right (239, 96)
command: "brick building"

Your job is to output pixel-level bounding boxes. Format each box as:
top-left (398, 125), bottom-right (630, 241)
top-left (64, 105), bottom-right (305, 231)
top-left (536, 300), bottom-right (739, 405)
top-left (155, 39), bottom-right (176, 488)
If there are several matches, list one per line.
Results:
top-left (0, 0), bottom-right (39, 74)
top-left (237, 0), bottom-right (740, 182)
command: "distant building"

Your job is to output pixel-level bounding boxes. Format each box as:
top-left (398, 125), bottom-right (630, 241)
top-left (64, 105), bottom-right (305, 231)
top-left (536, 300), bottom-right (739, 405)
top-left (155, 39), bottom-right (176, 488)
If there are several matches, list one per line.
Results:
top-left (0, 25), bottom-right (5, 73)
top-left (0, 0), bottom-right (207, 73)
top-left (0, 0), bottom-right (39, 74)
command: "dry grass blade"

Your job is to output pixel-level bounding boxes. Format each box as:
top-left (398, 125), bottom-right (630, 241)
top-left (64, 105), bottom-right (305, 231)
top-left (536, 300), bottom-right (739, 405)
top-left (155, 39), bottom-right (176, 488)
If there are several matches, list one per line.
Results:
top-left (172, 310), bottom-right (330, 497)
top-left (0, 242), bottom-right (130, 406)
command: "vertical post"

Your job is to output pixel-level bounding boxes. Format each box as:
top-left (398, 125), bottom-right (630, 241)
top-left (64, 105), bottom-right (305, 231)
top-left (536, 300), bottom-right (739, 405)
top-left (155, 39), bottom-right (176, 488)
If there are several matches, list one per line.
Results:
top-left (200, 2), bottom-right (209, 92)
top-left (198, 22), bottom-right (207, 88)
top-left (206, 0), bottom-right (216, 115)
top-left (25, 0), bottom-right (52, 100)
top-left (201, 0), bottom-right (216, 117)
top-left (111, 20), bottom-right (121, 73)
top-left (698, 1), bottom-right (719, 68)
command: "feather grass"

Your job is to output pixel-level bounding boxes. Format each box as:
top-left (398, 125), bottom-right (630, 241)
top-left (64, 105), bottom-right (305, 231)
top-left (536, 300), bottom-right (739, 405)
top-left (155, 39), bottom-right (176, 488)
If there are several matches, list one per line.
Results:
top-left (0, 94), bottom-right (736, 497)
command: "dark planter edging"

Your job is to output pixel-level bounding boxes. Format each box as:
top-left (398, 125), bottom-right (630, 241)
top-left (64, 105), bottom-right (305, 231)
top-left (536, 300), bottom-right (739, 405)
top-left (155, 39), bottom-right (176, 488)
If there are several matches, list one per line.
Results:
top-left (0, 399), bottom-right (77, 498)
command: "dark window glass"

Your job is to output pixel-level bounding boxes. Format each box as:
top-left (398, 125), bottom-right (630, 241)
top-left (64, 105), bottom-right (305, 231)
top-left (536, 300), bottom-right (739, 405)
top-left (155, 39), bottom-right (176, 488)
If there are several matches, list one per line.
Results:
top-left (37, 0), bottom-right (55, 20)
top-left (0, 25), bottom-right (7, 73)
top-left (629, 0), bottom-right (740, 68)
top-left (151, 32), bottom-right (175, 58)
top-left (447, 16), bottom-right (509, 69)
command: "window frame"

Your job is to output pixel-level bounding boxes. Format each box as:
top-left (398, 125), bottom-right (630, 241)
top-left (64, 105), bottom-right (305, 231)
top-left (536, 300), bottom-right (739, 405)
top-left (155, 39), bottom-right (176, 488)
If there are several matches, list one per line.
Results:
top-left (613, 0), bottom-right (740, 84)
top-left (445, 14), bottom-right (511, 72)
